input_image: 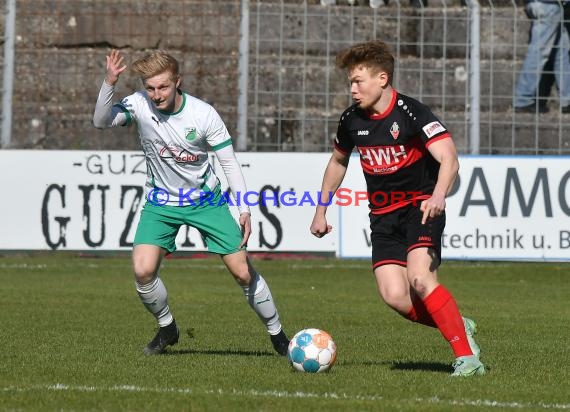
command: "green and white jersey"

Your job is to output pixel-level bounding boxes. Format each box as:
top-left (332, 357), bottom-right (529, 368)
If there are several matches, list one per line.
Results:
top-left (114, 91), bottom-right (232, 206)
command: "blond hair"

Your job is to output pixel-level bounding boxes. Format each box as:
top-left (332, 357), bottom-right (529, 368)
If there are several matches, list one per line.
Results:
top-left (131, 51), bottom-right (180, 81)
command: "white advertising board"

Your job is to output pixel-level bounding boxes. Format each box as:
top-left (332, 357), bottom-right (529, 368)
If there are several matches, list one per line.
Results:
top-left (0, 151), bottom-right (335, 252)
top-left (339, 155), bottom-right (570, 261)
top-left (1, 151), bottom-right (568, 261)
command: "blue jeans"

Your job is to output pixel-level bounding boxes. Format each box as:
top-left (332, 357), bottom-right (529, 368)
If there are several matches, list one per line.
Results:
top-left (514, 1), bottom-right (570, 107)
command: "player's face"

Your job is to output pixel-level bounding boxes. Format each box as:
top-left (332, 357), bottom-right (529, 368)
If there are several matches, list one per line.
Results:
top-left (348, 65), bottom-right (386, 111)
top-left (143, 71), bottom-right (181, 112)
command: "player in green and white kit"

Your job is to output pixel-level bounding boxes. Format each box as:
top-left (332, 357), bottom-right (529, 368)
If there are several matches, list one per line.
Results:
top-left (93, 49), bottom-right (289, 355)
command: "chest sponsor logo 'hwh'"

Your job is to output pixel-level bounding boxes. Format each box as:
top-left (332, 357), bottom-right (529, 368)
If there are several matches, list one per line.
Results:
top-left (359, 145), bottom-right (408, 173)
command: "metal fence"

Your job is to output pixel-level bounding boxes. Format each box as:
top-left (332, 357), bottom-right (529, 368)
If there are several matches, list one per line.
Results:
top-left (1, 0), bottom-right (569, 154)
top-left (0, 0), bottom-right (242, 151)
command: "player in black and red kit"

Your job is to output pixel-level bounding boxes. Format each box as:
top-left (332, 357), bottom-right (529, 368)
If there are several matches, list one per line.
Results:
top-left (310, 40), bottom-right (485, 376)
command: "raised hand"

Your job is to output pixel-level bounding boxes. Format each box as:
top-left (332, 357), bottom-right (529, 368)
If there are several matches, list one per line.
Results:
top-left (105, 49), bottom-right (127, 86)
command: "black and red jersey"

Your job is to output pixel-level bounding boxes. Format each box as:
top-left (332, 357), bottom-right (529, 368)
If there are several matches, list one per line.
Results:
top-left (334, 89), bottom-right (452, 214)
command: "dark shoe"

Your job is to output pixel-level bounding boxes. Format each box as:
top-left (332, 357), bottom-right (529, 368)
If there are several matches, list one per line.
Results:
top-left (143, 320), bottom-right (179, 355)
top-left (514, 104), bottom-right (548, 113)
top-left (270, 330), bottom-right (290, 356)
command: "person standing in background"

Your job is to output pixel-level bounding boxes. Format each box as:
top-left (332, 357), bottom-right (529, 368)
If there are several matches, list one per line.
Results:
top-left (514, 0), bottom-right (570, 113)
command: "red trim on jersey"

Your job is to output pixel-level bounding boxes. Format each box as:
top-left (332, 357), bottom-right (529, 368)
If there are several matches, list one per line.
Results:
top-left (370, 194), bottom-right (430, 215)
top-left (373, 259), bottom-right (407, 269)
top-left (407, 242), bottom-right (435, 253)
top-left (425, 132), bottom-right (451, 147)
top-left (333, 142), bottom-right (351, 156)
top-left (368, 90), bottom-right (398, 120)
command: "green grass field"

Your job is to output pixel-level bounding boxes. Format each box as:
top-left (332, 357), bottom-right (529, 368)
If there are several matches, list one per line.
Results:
top-left (1, 254), bottom-right (569, 411)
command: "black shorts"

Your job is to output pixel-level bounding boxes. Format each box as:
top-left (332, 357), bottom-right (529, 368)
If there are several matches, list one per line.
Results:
top-left (370, 204), bottom-right (445, 269)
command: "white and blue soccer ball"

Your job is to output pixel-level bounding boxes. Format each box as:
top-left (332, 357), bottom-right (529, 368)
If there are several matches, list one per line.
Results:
top-left (287, 328), bottom-right (337, 373)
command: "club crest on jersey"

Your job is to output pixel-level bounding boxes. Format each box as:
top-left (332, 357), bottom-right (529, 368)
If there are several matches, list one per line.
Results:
top-left (390, 122), bottom-right (400, 139)
top-left (185, 127), bottom-right (197, 141)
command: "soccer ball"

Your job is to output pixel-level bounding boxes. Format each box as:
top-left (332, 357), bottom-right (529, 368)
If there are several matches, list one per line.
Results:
top-left (287, 328), bottom-right (337, 373)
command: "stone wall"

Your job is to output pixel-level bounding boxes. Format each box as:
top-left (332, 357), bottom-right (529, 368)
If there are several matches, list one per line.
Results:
top-left (3, 0), bottom-right (241, 150)
top-left (1, 0), bottom-right (567, 153)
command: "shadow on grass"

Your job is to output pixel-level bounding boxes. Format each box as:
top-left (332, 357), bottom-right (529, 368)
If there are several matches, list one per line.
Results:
top-left (343, 359), bottom-right (451, 373)
top-left (164, 348), bottom-right (276, 357)
top-left (390, 360), bottom-right (451, 373)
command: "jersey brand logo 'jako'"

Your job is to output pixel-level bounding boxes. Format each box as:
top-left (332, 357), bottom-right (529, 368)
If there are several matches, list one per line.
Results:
top-left (357, 130), bottom-right (369, 136)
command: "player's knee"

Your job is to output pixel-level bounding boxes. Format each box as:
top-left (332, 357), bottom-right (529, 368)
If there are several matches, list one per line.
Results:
top-left (132, 261), bottom-right (157, 284)
top-left (232, 267), bottom-right (252, 286)
top-left (221, 251), bottom-right (252, 285)
top-left (407, 272), bottom-right (434, 298)
top-left (379, 288), bottom-right (409, 312)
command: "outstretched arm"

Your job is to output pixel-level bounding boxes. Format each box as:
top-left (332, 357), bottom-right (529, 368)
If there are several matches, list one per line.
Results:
top-left (310, 148), bottom-right (350, 238)
top-left (93, 49), bottom-right (129, 129)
